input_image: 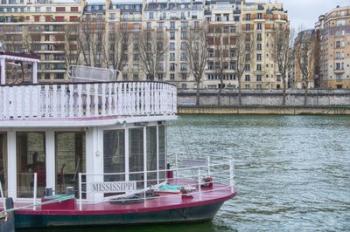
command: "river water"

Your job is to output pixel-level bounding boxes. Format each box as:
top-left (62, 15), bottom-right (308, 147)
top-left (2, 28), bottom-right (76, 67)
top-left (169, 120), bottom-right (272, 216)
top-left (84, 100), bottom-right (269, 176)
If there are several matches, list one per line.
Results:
top-left (23, 115), bottom-right (350, 232)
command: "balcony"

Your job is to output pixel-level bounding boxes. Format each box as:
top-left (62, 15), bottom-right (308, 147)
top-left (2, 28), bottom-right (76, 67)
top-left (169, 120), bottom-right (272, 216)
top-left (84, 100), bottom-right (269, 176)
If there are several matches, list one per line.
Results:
top-left (0, 81), bottom-right (177, 127)
top-left (334, 68), bottom-right (345, 74)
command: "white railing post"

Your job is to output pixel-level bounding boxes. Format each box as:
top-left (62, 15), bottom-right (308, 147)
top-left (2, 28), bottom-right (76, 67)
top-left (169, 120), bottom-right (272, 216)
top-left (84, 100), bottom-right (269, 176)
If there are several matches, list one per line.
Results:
top-left (78, 173), bottom-right (82, 211)
top-left (175, 153), bottom-right (178, 179)
top-left (33, 172), bottom-right (37, 210)
top-left (0, 181), bottom-right (6, 212)
top-left (197, 169), bottom-right (201, 199)
top-left (207, 156), bottom-right (211, 176)
top-left (230, 159), bottom-right (234, 193)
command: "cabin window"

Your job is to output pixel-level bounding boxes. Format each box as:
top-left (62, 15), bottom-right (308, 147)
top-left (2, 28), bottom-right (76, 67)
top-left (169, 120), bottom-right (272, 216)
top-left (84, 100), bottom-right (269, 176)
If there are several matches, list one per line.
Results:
top-left (159, 125), bottom-right (166, 181)
top-left (104, 130), bottom-right (125, 181)
top-left (129, 128), bottom-right (144, 188)
top-left (16, 132), bottom-right (45, 198)
top-left (146, 127), bottom-right (157, 186)
top-left (0, 133), bottom-right (7, 196)
top-left (55, 132), bottom-right (86, 195)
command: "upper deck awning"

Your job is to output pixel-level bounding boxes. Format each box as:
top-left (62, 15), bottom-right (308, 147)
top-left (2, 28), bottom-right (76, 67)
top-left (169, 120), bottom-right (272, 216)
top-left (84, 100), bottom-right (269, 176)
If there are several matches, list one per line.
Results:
top-left (0, 52), bottom-right (40, 85)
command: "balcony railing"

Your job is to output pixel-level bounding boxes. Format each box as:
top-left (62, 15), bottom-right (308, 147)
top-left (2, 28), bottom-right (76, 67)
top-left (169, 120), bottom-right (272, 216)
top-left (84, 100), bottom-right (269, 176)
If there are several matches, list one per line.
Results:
top-left (0, 81), bottom-right (177, 121)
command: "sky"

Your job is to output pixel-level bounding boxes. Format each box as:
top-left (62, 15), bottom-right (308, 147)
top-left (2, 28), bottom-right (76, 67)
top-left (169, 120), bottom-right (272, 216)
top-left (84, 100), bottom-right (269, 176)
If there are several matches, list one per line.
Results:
top-left (278, 0), bottom-right (350, 30)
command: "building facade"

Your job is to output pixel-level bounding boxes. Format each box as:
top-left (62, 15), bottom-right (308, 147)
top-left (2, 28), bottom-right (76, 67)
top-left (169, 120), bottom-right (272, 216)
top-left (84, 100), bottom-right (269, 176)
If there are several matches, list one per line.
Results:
top-left (0, 0), bottom-right (83, 82)
top-left (316, 5), bottom-right (350, 89)
top-left (0, 0), bottom-right (290, 89)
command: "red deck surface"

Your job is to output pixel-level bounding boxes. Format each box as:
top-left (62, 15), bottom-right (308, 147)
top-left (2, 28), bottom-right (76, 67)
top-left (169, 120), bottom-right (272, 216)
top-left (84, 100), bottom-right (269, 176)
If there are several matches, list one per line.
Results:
top-left (14, 182), bottom-right (236, 216)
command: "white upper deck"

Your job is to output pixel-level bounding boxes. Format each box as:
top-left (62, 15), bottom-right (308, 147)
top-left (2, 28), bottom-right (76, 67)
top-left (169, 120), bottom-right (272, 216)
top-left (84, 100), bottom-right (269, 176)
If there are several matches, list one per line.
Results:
top-left (0, 54), bottom-right (177, 128)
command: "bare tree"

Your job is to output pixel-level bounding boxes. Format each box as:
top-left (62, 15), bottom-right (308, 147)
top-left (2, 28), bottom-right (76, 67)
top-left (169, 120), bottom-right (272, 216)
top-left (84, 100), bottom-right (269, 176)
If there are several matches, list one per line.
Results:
top-left (211, 24), bottom-right (229, 106)
top-left (234, 30), bottom-right (253, 106)
top-left (64, 24), bottom-right (81, 76)
top-left (139, 29), bottom-right (168, 81)
top-left (106, 22), bottom-right (130, 78)
top-left (185, 23), bottom-right (208, 106)
top-left (78, 17), bottom-right (106, 67)
top-left (295, 29), bottom-right (316, 106)
top-left (274, 26), bottom-right (294, 105)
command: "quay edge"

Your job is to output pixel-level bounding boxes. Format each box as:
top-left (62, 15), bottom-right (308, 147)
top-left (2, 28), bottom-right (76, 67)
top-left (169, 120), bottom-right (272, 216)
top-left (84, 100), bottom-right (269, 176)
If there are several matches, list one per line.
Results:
top-left (177, 106), bottom-right (350, 115)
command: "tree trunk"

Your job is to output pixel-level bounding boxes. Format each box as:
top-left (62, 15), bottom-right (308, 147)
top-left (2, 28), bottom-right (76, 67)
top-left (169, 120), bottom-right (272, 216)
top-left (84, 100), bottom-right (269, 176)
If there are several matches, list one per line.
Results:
top-left (20, 62), bottom-right (25, 83)
top-left (196, 81), bottom-right (200, 106)
top-left (282, 75), bottom-right (287, 106)
top-left (304, 81), bottom-right (309, 106)
top-left (238, 76), bottom-right (242, 106)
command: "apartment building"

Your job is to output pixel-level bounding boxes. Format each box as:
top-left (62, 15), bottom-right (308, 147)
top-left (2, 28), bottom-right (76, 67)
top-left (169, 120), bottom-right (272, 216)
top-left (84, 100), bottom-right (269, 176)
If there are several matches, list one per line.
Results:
top-left (293, 29), bottom-right (317, 89)
top-left (143, 0), bottom-right (206, 88)
top-left (204, 0), bottom-right (241, 89)
top-left (0, 0), bottom-right (83, 82)
top-left (316, 5), bottom-right (350, 89)
top-left (0, 0), bottom-right (290, 90)
top-left (240, 2), bottom-right (289, 89)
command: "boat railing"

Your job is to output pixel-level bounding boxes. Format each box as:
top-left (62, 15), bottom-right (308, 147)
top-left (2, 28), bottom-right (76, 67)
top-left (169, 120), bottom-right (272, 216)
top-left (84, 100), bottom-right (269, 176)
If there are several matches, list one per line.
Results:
top-left (0, 81), bottom-right (177, 121)
top-left (77, 157), bottom-right (235, 210)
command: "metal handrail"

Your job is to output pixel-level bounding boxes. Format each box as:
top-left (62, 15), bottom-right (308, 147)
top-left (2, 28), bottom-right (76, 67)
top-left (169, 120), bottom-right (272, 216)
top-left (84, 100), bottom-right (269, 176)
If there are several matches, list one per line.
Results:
top-left (77, 157), bottom-right (235, 210)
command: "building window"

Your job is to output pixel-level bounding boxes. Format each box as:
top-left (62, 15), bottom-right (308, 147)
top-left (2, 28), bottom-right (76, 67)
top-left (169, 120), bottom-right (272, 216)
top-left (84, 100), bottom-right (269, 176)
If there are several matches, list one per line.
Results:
top-left (245, 14), bottom-right (251, 20)
top-left (17, 132), bottom-right (46, 198)
top-left (257, 33), bottom-right (262, 41)
top-left (257, 13), bottom-right (263, 19)
top-left (71, 7), bottom-right (78, 12)
top-left (245, 75), bottom-right (250, 81)
top-left (257, 64), bottom-right (262, 71)
top-left (169, 53), bottom-right (175, 61)
top-left (257, 23), bottom-right (262, 30)
top-left (257, 43), bottom-right (262, 50)
top-left (170, 74), bottom-right (175, 80)
top-left (257, 75), bottom-right (262, 81)
top-left (170, 21), bottom-right (175, 29)
top-left (169, 42), bottom-right (175, 51)
top-left (257, 54), bottom-right (262, 61)
top-left (56, 132), bottom-right (85, 194)
top-left (245, 64), bottom-right (250, 71)
top-left (245, 24), bottom-right (251, 31)
top-left (56, 7), bottom-right (65, 12)
top-left (170, 31), bottom-right (175, 40)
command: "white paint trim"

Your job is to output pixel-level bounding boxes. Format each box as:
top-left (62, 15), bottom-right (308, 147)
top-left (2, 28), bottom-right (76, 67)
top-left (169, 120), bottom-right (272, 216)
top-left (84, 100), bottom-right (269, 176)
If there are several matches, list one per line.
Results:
top-left (0, 58), bottom-right (5, 85)
top-left (156, 125), bottom-right (159, 185)
top-left (45, 131), bottom-right (55, 192)
top-left (0, 115), bottom-right (177, 128)
top-left (125, 128), bottom-right (129, 182)
top-left (0, 55), bottom-right (40, 63)
top-left (7, 131), bottom-right (16, 199)
top-left (143, 126), bottom-right (147, 190)
top-left (32, 62), bottom-right (38, 84)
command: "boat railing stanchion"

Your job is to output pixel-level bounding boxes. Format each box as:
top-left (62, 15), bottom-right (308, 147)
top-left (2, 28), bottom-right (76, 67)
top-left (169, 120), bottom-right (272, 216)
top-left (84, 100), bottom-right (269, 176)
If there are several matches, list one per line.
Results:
top-left (229, 159), bottom-right (234, 193)
top-left (175, 153), bottom-right (178, 179)
top-left (197, 169), bottom-right (202, 199)
top-left (33, 173), bottom-right (37, 210)
top-left (78, 173), bottom-right (82, 211)
top-left (207, 156), bottom-right (211, 176)
top-left (0, 180), bottom-right (6, 213)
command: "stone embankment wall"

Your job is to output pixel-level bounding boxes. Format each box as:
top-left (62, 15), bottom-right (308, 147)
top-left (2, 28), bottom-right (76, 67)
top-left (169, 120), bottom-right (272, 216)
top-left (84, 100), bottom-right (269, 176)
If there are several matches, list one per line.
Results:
top-left (177, 89), bottom-right (350, 115)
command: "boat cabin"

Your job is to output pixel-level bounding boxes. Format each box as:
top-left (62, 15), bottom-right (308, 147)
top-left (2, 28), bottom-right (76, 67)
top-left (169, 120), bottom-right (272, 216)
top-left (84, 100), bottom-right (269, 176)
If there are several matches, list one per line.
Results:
top-left (0, 54), bottom-right (177, 204)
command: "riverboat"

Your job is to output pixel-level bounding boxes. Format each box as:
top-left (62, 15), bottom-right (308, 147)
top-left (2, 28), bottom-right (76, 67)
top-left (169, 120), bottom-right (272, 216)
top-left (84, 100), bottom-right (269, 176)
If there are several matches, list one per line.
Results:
top-left (0, 52), bottom-right (236, 229)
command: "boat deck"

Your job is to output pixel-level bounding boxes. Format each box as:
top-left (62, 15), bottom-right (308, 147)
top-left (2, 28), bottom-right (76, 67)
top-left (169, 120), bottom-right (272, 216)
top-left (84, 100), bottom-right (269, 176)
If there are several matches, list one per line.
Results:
top-left (14, 182), bottom-right (235, 216)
